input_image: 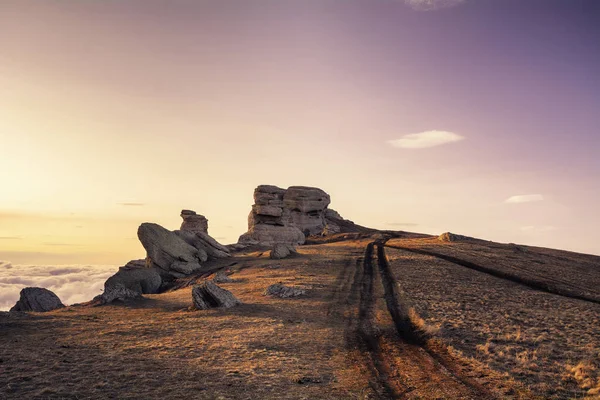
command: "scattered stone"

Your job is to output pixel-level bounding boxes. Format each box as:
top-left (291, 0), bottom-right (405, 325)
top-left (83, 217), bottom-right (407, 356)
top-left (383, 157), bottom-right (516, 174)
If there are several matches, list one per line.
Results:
top-left (270, 243), bottom-right (297, 259)
top-left (213, 271), bottom-right (234, 283)
top-left (192, 281), bottom-right (241, 310)
top-left (10, 287), bottom-right (65, 312)
top-left (438, 232), bottom-right (471, 242)
top-left (180, 209), bottom-right (209, 234)
top-left (264, 283), bottom-right (306, 298)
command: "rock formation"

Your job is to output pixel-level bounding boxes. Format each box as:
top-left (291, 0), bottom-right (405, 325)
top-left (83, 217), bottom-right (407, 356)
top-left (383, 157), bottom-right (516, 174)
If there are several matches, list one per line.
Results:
top-left (180, 210), bottom-right (208, 234)
top-left (10, 287), bottom-right (65, 312)
top-left (239, 185), bottom-right (364, 246)
top-left (192, 281), bottom-right (241, 310)
top-left (264, 283), bottom-right (306, 298)
top-left (98, 210), bottom-right (231, 304)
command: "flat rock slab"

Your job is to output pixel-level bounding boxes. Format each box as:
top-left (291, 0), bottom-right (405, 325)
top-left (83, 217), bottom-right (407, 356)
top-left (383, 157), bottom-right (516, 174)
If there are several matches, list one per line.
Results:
top-left (192, 281), bottom-right (241, 310)
top-left (264, 283), bottom-right (306, 298)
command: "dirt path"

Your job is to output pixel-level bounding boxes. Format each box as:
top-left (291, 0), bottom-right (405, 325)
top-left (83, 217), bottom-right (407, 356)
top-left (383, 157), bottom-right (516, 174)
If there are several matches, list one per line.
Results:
top-left (340, 242), bottom-right (493, 399)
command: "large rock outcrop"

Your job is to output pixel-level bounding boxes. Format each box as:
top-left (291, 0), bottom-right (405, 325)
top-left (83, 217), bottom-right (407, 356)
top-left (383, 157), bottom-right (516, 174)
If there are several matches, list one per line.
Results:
top-left (98, 210), bottom-right (231, 304)
top-left (239, 185), bottom-right (369, 245)
top-left (10, 287), bottom-right (65, 312)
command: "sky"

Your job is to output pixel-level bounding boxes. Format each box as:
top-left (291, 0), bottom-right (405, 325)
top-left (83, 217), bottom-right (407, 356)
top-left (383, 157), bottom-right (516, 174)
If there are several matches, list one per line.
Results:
top-left (1, 0), bottom-right (600, 268)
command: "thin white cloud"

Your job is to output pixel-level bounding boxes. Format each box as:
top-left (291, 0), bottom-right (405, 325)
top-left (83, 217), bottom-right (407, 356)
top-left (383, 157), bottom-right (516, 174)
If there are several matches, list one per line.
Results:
top-left (405, 0), bottom-right (466, 11)
top-left (0, 262), bottom-right (118, 311)
top-left (387, 130), bottom-right (465, 149)
top-left (505, 194), bottom-right (544, 204)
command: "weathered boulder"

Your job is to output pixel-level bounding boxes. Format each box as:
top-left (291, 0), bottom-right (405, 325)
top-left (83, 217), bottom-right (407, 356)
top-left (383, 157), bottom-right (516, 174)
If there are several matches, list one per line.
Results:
top-left (264, 283), bottom-right (306, 298)
top-left (10, 287), bottom-right (65, 312)
top-left (138, 223), bottom-right (205, 278)
top-left (98, 285), bottom-right (142, 304)
top-left (97, 260), bottom-right (162, 304)
top-left (270, 243), bottom-right (296, 259)
top-left (192, 281), bottom-right (241, 310)
top-left (107, 260), bottom-right (162, 293)
top-left (180, 210), bottom-right (208, 234)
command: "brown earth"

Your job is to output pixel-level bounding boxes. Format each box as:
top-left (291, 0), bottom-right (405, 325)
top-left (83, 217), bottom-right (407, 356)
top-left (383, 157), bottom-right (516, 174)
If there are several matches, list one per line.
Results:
top-left (1, 235), bottom-right (599, 399)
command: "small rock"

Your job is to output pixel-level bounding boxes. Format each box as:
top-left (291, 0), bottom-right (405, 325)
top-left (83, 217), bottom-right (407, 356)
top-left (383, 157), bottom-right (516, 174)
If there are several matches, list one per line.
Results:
top-left (264, 283), bottom-right (306, 298)
top-left (10, 287), bottom-right (65, 312)
top-left (213, 271), bottom-right (234, 283)
top-left (192, 281), bottom-right (241, 310)
top-left (438, 232), bottom-right (471, 242)
top-left (270, 243), bottom-right (295, 259)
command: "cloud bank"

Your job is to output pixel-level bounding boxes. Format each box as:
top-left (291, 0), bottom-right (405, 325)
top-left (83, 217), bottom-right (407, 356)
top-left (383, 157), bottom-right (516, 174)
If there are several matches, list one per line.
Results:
top-left (0, 260), bottom-right (117, 311)
top-left (505, 194), bottom-right (544, 204)
top-left (388, 130), bottom-right (465, 149)
top-left (405, 0), bottom-right (466, 11)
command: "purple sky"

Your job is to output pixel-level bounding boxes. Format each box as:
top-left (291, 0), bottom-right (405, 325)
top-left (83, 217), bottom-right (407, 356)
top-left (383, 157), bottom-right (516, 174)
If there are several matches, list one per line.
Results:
top-left (1, 0), bottom-right (599, 263)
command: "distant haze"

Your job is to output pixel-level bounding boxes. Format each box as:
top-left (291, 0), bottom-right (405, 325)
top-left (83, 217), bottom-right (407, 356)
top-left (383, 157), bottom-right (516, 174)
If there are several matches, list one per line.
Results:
top-left (1, 0), bottom-right (599, 264)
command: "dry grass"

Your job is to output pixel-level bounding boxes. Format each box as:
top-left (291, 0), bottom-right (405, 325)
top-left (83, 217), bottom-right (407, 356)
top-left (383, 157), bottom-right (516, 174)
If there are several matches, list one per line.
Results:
top-left (384, 239), bottom-right (600, 399)
top-left (0, 241), bottom-right (371, 399)
top-left (1, 237), bottom-right (599, 399)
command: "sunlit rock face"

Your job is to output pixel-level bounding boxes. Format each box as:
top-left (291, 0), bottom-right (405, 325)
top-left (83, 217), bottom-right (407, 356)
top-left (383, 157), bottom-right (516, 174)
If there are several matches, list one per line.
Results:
top-left (238, 185), bottom-right (351, 245)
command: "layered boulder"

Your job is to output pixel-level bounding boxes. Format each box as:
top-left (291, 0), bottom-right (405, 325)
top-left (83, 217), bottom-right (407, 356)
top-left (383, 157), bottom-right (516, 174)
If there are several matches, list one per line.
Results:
top-left (239, 185), bottom-right (369, 245)
top-left (10, 287), bottom-right (65, 312)
top-left (180, 210), bottom-right (208, 234)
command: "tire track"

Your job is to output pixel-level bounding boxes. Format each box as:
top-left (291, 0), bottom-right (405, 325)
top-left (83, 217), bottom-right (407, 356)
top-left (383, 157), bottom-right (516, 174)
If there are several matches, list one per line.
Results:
top-left (385, 244), bottom-right (600, 305)
top-left (354, 243), bottom-right (404, 399)
top-left (333, 242), bottom-right (493, 398)
top-left (375, 243), bottom-right (493, 399)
